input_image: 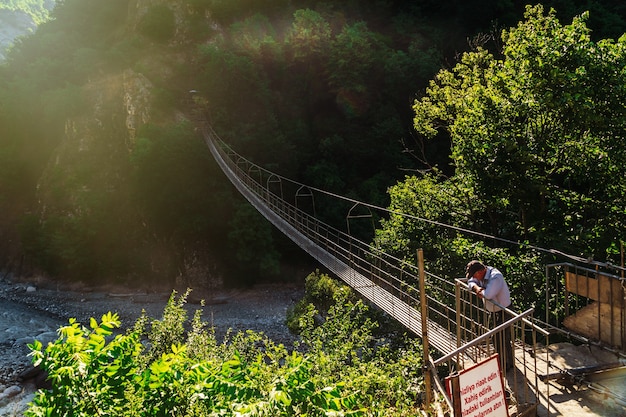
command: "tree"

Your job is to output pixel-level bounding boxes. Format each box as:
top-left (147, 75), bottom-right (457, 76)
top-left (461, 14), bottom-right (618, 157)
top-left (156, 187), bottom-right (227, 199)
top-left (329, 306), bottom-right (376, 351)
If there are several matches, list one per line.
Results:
top-left (0, 0), bottom-right (52, 24)
top-left (138, 4), bottom-right (175, 43)
top-left (227, 202), bottom-right (281, 281)
top-left (411, 5), bottom-right (626, 261)
top-left (286, 9), bottom-right (332, 62)
top-left (327, 22), bottom-right (387, 118)
top-left (131, 122), bottom-right (226, 246)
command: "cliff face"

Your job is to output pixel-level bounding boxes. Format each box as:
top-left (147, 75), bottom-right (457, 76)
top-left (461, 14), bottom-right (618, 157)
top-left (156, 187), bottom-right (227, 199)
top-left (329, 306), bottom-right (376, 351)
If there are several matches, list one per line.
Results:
top-left (32, 1), bottom-right (224, 289)
top-left (38, 70), bottom-right (151, 212)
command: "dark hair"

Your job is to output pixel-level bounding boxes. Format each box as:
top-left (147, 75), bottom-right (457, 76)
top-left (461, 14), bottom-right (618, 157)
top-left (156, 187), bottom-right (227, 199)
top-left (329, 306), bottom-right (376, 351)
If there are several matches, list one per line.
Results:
top-left (465, 260), bottom-right (485, 279)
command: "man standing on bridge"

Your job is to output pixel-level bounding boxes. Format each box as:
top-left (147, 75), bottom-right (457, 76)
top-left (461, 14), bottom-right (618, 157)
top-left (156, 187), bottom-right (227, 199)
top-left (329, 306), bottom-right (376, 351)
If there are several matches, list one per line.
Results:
top-left (466, 260), bottom-right (514, 370)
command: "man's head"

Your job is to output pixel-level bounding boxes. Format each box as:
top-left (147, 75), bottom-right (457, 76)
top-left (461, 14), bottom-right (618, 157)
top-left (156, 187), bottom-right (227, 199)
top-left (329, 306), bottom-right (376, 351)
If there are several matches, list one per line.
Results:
top-left (465, 260), bottom-right (485, 279)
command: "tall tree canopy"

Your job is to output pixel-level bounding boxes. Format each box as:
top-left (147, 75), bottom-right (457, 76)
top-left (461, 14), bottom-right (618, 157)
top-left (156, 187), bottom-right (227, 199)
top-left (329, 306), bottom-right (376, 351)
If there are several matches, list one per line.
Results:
top-left (377, 5), bottom-right (626, 278)
top-left (0, 0), bottom-right (52, 24)
top-left (3, 0), bottom-right (626, 285)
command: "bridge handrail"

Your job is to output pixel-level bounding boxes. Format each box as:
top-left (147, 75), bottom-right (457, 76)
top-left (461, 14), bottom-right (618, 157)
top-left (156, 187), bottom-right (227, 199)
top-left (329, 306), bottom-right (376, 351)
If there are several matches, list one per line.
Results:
top-left (201, 123), bottom-right (552, 368)
top-left (200, 123), bottom-right (558, 413)
top-left (433, 308), bottom-right (535, 366)
top-left (456, 278), bottom-right (550, 337)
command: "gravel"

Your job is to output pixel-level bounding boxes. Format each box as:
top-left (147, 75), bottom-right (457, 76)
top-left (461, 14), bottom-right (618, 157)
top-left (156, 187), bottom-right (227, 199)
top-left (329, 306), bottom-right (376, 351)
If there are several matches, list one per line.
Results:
top-left (0, 275), bottom-right (304, 416)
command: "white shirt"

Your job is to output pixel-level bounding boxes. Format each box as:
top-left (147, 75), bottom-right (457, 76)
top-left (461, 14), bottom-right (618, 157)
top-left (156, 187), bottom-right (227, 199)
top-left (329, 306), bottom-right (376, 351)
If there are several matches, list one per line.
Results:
top-left (468, 266), bottom-right (511, 312)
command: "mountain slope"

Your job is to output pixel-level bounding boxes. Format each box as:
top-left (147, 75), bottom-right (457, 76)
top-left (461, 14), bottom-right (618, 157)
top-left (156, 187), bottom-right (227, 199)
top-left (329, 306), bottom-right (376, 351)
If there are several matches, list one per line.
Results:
top-left (0, 0), bottom-right (55, 60)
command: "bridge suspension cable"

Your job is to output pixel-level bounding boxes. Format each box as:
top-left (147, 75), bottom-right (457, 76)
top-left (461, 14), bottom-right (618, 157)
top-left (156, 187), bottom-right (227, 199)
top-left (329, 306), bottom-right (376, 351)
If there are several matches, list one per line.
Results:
top-left (199, 122), bottom-right (548, 358)
top-left (199, 122), bottom-right (579, 415)
top-left (199, 124), bottom-right (618, 271)
top-left (200, 124), bottom-right (462, 352)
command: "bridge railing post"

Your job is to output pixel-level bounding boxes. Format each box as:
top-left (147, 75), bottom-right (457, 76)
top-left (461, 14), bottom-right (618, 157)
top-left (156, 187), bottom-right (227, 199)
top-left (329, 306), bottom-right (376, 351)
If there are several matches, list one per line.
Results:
top-left (418, 249), bottom-right (433, 408)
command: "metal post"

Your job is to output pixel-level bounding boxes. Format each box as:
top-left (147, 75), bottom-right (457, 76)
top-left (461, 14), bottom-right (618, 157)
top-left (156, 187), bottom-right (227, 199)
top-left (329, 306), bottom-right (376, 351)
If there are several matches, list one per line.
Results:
top-left (596, 264), bottom-right (601, 342)
top-left (418, 249), bottom-right (432, 407)
top-left (540, 264), bottom-right (544, 324)
top-left (622, 241), bottom-right (626, 350)
top-left (450, 374), bottom-right (462, 417)
top-left (456, 279), bottom-right (462, 356)
top-left (619, 240), bottom-right (624, 278)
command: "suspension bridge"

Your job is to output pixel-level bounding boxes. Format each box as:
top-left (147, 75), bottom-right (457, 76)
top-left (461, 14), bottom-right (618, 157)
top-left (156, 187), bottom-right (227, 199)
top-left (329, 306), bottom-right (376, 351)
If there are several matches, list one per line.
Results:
top-left (197, 119), bottom-right (626, 417)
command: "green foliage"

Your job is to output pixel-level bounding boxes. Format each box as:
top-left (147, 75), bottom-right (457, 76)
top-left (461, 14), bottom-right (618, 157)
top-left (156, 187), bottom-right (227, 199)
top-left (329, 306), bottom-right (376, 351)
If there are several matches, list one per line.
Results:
top-left (287, 270), bottom-right (349, 333)
top-left (197, 3), bottom-right (441, 218)
top-left (0, 0), bottom-right (138, 281)
top-left (328, 22), bottom-right (387, 110)
top-left (206, 0), bottom-right (290, 26)
top-left (142, 290), bottom-right (191, 365)
top-left (410, 5), bottom-right (626, 261)
top-left (294, 273), bottom-right (425, 415)
top-left (4, 0), bottom-right (626, 289)
top-left (370, 5), bottom-right (626, 320)
top-left (131, 122), bottom-right (229, 245)
top-left (375, 174), bottom-right (471, 262)
top-left (27, 290), bottom-right (424, 416)
top-left (373, 147), bottom-right (545, 312)
top-left (0, 0), bottom-right (52, 24)
top-left (138, 4), bottom-right (175, 43)
top-left (287, 9), bottom-right (332, 60)
top-left (227, 202), bottom-right (281, 280)
top-left (27, 312), bottom-right (134, 416)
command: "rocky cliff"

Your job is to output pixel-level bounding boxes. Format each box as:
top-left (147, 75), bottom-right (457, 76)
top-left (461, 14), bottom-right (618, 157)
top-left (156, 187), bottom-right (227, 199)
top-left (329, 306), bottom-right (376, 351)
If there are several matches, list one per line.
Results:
top-left (30, 0), bottom-right (224, 290)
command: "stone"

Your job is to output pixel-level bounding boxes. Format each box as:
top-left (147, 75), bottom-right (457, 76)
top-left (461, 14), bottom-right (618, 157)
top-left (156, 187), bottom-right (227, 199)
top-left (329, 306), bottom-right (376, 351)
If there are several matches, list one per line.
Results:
top-left (0, 385), bottom-right (22, 405)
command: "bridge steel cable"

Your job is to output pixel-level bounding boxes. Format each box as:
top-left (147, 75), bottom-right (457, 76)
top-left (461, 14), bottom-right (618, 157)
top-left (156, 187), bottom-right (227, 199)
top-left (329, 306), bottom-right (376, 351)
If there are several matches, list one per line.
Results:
top-left (200, 124), bottom-right (466, 356)
top-left (200, 123), bottom-right (552, 375)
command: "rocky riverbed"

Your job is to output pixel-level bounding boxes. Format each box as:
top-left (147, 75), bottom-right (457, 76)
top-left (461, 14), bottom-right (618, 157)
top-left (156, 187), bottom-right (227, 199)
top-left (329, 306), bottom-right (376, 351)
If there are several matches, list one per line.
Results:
top-left (0, 275), bottom-right (304, 416)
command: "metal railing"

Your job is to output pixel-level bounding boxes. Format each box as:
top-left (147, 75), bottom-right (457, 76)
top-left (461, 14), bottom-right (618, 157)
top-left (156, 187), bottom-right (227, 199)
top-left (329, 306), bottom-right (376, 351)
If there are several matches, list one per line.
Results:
top-left (429, 279), bottom-right (550, 417)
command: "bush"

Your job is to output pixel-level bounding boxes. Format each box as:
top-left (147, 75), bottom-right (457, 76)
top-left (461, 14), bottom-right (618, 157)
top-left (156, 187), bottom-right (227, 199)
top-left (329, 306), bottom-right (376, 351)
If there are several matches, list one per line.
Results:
top-left (287, 270), bottom-right (352, 333)
top-left (27, 287), bottom-right (426, 416)
top-left (287, 270), bottom-right (405, 338)
top-left (295, 276), bottom-right (426, 415)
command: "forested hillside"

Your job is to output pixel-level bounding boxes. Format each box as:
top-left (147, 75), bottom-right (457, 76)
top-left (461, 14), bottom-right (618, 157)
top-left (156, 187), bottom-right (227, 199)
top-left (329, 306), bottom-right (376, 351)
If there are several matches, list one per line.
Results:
top-left (0, 0), bottom-right (54, 60)
top-left (0, 0), bottom-right (52, 22)
top-left (0, 0), bottom-right (625, 289)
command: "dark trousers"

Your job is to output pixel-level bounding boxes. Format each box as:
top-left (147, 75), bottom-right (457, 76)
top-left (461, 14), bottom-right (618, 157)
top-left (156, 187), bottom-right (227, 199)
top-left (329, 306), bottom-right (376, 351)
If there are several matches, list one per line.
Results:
top-left (493, 310), bottom-right (514, 370)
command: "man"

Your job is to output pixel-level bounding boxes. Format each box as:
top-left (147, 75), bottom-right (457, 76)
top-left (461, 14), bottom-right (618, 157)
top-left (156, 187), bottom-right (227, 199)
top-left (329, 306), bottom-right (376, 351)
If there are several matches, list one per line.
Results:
top-left (465, 260), bottom-right (514, 370)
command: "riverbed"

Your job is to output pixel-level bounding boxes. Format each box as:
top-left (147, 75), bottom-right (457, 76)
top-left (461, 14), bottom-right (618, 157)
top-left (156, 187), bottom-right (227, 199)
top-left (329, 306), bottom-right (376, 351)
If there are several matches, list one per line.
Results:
top-left (0, 276), bottom-right (303, 416)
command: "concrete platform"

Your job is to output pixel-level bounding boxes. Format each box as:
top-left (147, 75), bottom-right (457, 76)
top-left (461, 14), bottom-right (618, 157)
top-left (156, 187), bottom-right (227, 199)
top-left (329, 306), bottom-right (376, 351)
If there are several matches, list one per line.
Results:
top-left (506, 342), bottom-right (626, 416)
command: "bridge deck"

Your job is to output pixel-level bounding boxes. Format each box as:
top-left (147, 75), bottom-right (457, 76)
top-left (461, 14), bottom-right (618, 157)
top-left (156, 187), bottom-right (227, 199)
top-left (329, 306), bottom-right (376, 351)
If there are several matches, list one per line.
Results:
top-left (204, 126), bottom-right (459, 355)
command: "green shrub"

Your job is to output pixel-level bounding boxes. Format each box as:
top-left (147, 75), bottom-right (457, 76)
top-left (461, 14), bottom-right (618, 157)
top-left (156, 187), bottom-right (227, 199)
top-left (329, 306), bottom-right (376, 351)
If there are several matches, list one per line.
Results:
top-left (28, 289), bottom-right (425, 416)
top-left (287, 270), bottom-right (355, 333)
top-left (296, 282), bottom-right (425, 415)
top-left (287, 270), bottom-right (405, 338)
